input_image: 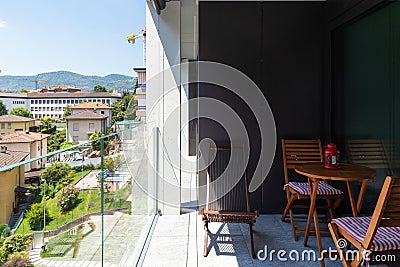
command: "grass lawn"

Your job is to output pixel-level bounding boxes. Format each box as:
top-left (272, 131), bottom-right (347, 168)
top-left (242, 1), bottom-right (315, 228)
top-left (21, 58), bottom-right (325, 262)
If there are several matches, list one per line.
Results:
top-left (15, 181), bottom-right (131, 235)
top-left (71, 169), bottom-right (91, 185)
top-left (40, 221), bottom-right (95, 258)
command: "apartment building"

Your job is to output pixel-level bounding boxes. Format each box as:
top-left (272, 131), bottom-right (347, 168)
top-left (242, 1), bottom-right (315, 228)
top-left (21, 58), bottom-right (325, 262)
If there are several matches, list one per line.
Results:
top-left (70, 102), bottom-right (112, 128)
top-left (66, 110), bottom-right (107, 144)
top-left (0, 131), bottom-right (49, 172)
top-left (0, 89), bottom-right (121, 120)
top-left (0, 115), bottom-right (35, 135)
top-left (134, 68), bottom-right (146, 120)
top-left (0, 149), bottom-right (29, 224)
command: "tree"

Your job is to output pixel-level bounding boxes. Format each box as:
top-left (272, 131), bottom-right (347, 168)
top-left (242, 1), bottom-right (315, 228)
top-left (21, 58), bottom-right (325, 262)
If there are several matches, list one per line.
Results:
top-left (47, 129), bottom-right (66, 152)
top-left (107, 88), bottom-right (114, 93)
top-left (18, 89), bottom-right (29, 93)
top-left (57, 185), bottom-right (80, 212)
top-left (25, 203), bottom-right (50, 230)
top-left (63, 105), bottom-right (71, 117)
top-left (40, 117), bottom-right (53, 131)
top-left (93, 85), bottom-right (106, 92)
top-left (89, 132), bottom-right (104, 151)
top-left (111, 92), bottom-right (135, 124)
top-left (104, 158), bottom-right (115, 173)
top-left (10, 107), bottom-right (32, 118)
top-left (40, 162), bottom-right (71, 186)
top-left (60, 142), bottom-right (75, 149)
top-left (0, 101), bottom-right (7, 116)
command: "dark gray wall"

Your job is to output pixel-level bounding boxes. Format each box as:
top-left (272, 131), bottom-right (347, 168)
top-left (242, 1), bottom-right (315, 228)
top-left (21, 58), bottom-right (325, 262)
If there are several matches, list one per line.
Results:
top-left (197, 0), bottom-right (391, 214)
top-left (323, 0), bottom-right (389, 141)
top-left (198, 2), bottom-right (325, 213)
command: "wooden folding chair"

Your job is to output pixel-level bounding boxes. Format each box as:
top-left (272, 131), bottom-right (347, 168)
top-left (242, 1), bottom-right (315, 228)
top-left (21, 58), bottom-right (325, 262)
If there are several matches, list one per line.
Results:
top-left (200, 144), bottom-right (259, 258)
top-left (346, 139), bottom-right (390, 170)
top-left (329, 176), bottom-right (400, 267)
top-left (281, 139), bottom-right (344, 241)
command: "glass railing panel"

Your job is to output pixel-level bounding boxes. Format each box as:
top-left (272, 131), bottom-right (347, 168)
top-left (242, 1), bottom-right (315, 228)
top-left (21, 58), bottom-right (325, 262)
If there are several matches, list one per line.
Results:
top-left (0, 121), bottom-right (159, 266)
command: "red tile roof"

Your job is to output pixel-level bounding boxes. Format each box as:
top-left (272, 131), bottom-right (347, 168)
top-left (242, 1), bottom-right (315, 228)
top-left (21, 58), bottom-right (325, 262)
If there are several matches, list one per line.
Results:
top-left (0, 131), bottom-right (50, 143)
top-left (65, 110), bottom-right (107, 120)
top-left (0, 115), bottom-right (35, 122)
top-left (71, 102), bottom-right (112, 109)
top-left (28, 92), bottom-right (121, 98)
top-left (0, 150), bottom-right (29, 167)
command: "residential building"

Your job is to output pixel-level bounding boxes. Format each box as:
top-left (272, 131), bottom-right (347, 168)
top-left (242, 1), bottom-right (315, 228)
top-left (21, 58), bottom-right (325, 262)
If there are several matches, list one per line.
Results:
top-left (70, 102), bottom-right (112, 128)
top-left (0, 149), bottom-right (29, 224)
top-left (66, 110), bottom-right (107, 144)
top-left (0, 131), bottom-right (49, 172)
top-left (0, 90), bottom-right (121, 120)
top-left (0, 115), bottom-right (35, 135)
top-left (0, 93), bottom-right (28, 113)
top-left (134, 68), bottom-right (146, 120)
top-left (35, 85), bottom-right (81, 93)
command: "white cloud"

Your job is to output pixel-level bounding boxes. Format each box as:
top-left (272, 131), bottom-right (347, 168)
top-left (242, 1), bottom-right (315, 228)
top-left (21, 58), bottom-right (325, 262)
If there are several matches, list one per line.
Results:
top-left (0, 21), bottom-right (6, 28)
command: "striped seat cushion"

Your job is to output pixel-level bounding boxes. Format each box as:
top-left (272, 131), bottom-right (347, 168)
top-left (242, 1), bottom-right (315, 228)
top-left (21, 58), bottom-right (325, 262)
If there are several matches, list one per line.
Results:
top-left (333, 216), bottom-right (400, 251)
top-left (287, 181), bottom-right (343, 195)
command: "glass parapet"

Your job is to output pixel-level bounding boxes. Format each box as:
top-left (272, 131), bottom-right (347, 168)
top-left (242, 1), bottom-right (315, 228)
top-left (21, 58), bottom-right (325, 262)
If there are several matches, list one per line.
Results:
top-left (0, 121), bottom-right (158, 266)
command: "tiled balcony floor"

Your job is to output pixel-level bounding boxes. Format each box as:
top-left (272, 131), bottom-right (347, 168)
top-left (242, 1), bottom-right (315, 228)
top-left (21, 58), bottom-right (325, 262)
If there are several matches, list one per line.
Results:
top-left (143, 213), bottom-right (389, 267)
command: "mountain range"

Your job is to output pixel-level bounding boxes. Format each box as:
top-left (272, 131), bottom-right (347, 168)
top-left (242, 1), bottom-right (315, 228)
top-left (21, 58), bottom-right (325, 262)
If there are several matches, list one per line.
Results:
top-left (0, 71), bottom-right (137, 92)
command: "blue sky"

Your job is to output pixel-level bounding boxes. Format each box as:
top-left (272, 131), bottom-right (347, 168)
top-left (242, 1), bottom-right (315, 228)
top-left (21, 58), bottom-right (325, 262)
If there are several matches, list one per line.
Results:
top-left (0, 0), bottom-right (145, 77)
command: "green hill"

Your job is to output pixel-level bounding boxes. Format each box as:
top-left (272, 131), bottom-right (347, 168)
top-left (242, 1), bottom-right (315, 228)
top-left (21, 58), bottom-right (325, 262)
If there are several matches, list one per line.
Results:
top-left (0, 71), bottom-right (136, 92)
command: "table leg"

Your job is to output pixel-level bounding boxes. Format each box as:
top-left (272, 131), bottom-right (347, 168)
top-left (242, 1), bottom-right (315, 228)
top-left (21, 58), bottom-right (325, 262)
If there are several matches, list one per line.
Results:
top-left (304, 178), bottom-right (319, 246)
top-left (346, 181), bottom-right (358, 217)
top-left (313, 206), bottom-right (325, 267)
top-left (356, 179), bottom-right (370, 215)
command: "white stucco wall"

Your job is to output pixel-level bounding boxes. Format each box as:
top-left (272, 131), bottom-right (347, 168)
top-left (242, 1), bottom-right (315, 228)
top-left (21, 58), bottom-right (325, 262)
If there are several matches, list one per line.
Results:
top-left (146, 1), bottom-right (182, 215)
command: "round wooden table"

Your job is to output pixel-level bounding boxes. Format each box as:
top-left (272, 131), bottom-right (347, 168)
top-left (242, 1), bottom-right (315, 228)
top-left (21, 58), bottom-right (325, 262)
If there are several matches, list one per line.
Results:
top-left (294, 162), bottom-right (375, 267)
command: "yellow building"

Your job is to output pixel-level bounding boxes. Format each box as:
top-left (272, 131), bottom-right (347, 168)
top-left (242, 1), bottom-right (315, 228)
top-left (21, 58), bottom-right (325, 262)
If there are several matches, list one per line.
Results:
top-left (0, 131), bottom-right (49, 172)
top-left (0, 115), bottom-right (35, 135)
top-left (0, 149), bottom-right (29, 224)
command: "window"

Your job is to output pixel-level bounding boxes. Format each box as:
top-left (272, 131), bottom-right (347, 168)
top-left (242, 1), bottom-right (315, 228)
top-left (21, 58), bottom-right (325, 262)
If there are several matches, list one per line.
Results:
top-left (101, 111), bottom-right (105, 114)
top-left (63, 100), bottom-right (66, 104)
top-left (1, 123), bottom-right (4, 129)
top-left (106, 99), bottom-right (110, 104)
top-left (73, 123), bottom-right (79, 131)
top-left (89, 123), bottom-right (95, 131)
top-left (7, 123), bottom-right (11, 129)
top-left (73, 136), bottom-right (79, 143)
top-left (46, 100), bottom-right (49, 104)
top-left (67, 100), bottom-right (70, 104)
top-left (51, 100), bottom-right (54, 104)
top-left (39, 100), bottom-right (42, 104)
top-left (31, 100), bottom-right (33, 104)
top-left (35, 100), bottom-right (38, 104)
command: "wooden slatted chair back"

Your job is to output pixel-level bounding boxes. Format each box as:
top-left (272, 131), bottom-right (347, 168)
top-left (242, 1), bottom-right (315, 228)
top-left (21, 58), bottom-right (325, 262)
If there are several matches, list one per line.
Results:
top-left (363, 176), bottom-right (400, 249)
top-left (346, 139), bottom-right (390, 170)
top-left (282, 139), bottom-right (323, 184)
